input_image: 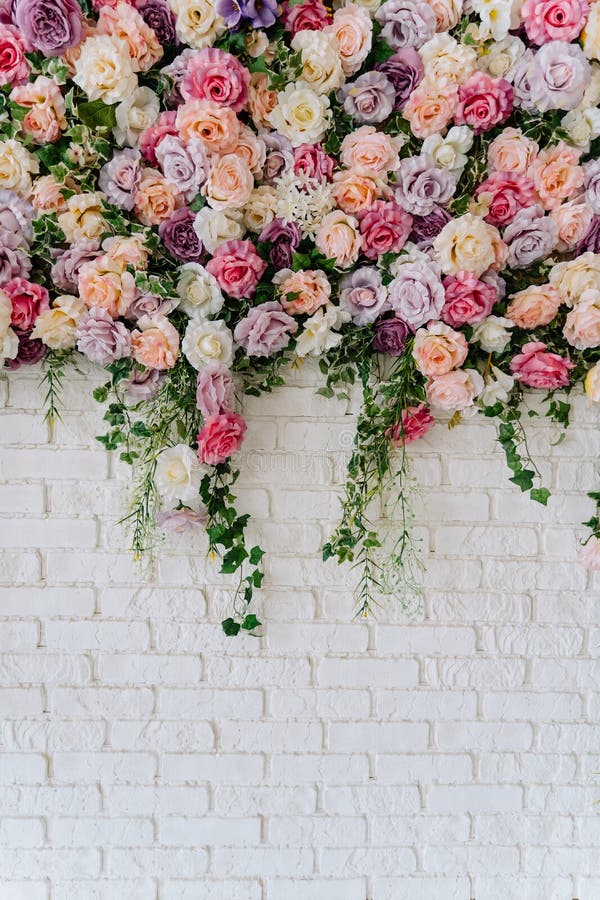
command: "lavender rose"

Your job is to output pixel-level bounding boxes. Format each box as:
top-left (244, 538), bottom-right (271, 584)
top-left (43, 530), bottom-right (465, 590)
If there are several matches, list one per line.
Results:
top-left (126, 367), bottom-right (164, 402)
top-left (504, 205), bottom-right (558, 268)
top-left (51, 241), bottom-right (100, 293)
top-left (0, 190), bottom-right (33, 246)
top-left (260, 130), bottom-right (294, 184)
top-left (99, 150), bottom-right (142, 212)
top-left (234, 301), bottom-right (298, 357)
top-left (530, 41), bottom-right (590, 112)
top-left (339, 71), bottom-right (396, 124)
top-left (155, 136), bottom-right (209, 202)
top-left (373, 316), bottom-right (412, 355)
top-left (5, 332), bottom-right (46, 369)
top-left (584, 160), bottom-right (600, 215)
top-left (196, 363), bottom-right (234, 417)
top-left (512, 50), bottom-right (537, 111)
top-left (395, 155), bottom-right (456, 217)
top-left (388, 261), bottom-right (445, 328)
top-left (376, 48), bottom-right (424, 110)
top-left (76, 308), bottom-right (131, 367)
top-left (12, 0), bottom-right (83, 56)
top-left (576, 216), bottom-right (600, 254)
top-left (0, 241), bottom-right (31, 282)
top-left (259, 218), bottom-right (301, 269)
top-left (156, 508), bottom-right (208, 533)
top-left (374, 0), bottom-right (436, 50)
top-left (136, 0), bottom-right (177, 45)
top-left (159, 207), bottom-right (203, 262)
top-left (339, 267), bottom-right (389, 326)
top-left (126, 292), bottom-right (178, 322)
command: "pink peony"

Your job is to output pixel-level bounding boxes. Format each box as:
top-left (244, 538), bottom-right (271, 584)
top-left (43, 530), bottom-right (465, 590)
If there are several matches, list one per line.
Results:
top-left (196, 363), bottom-right (234, 417)
top-left (4, 277), bottom-right (50, 333)
top-left (389, 403), bottom-right (435, 446)
top-left (522, 0), bottom-right (588, 45)
top-left (441, 272), bottom-right (497, 328)
top-left (510, 341), bottom-right (575, 389)
top-left (475, 172), bottom-right (538, 228)
top-left (358, 199), bottom-right (412, 260)
top-left (455, 72), bottom-right (513, 135)
top-left (206, 240), bottom-right (266, 299)
top-left (181, 48), bottom-right (250, 112)
top-left (197, 412), bottom-right (247, 466)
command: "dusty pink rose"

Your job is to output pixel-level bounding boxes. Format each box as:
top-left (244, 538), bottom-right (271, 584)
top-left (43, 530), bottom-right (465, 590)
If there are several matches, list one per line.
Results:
top-left (580, 536), bottom-right (600, 571)
top-left (233, 300), bottom-right (298, 357)
top-left (441, 272), bottom-right (497, 328)
top-left (4, 277), bottom-right (50, 333)
top-left (551, 197), bottom-right (594, 252)
top-left (205, 239), bottom-right (266, 299)
top-left (197, 412), bottom-right (247, 466)
top-left (181, 48), bottom-right (250, 112)
top-left (131, 315), bottom-right (179, 370)
top-left (454, 72), bottom-right (513, 135)
top-left (0, 24), bottom-right (29, 86)
top-left (506, 284), bottom-right (562, 329)
top-left (139, 110), bottom-right (178, 165)
top-left (274, 269), bottom-right (331, 315)
top-left (196, 363), bottom-right (235, 417)
top-left (293, 143), bottom-right (335, 181)
top-left (413, 321), bottom-right (469, 377)
top-left (425, 369), bottom-right (484, 411)
top-left (522, 0), bottom-right (588, 45)
top-left (563, 290), bottom-right (600, 350)
top-left (281, 0), bottom-right (331, 34)
top-left (340, 126), bottom-right (401, 173)
top-left (510, 340), bottom-right (575, 389)
top-left (487, 128), bottom-right (538, 175)
top-left (475, 173), bottom-right (538, 228)
top-left (388, 403), bottom-right (435, 446)
top-left (358, 199), bottom-right (412, 260)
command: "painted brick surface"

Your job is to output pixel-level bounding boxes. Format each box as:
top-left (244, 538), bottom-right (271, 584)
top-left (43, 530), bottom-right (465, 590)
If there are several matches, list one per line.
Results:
top-left (1, 360), bottom-right (600, 898)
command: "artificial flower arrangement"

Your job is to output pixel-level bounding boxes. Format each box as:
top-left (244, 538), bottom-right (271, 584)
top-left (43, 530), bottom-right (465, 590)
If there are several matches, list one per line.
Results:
top-left (0, 0), bottom-right (599, 634)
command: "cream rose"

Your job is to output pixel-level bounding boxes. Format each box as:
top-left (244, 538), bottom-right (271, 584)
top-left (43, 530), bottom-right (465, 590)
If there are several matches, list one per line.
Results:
top-left (480, 35), bottom-right (525, 80)
top-left (315, 210), bottom-right (362, 268)
top-left (31, 295), bottom-right (85, 350)
top-left (73, 35), bottom-right (137, 104)
top-left (480, 365), bottom-right (515, 407)
top-left (243, 185), bottom-right (277, 234)
top-left (182, 316), bottom-right (234, 369)
top-left (155, 444), bottom-right (204, 504)
top-left (194, 207), bottom-right (244, 254)
top-left (267, 82), bottom-right (332, 148)
top-left (433, 213), bottom-right (504, 277)
top-left (549, 252), bottom-right (600, 307)
top-left (176, 263), bottom-right (224, 317)
top-left (583, 2), bottom-right (600, 61)
top-left (169, 0), bottom-right (225, 49)
top-left (585, 361), bottom-right (600, 401)
top-left (58, 193), bottom-right (108, 243)
top-left (114, 86), bottom-right (160, 147)
top-left (471, 315), bottom-right (513, 353)
top-left (295, 304), bottom-right (350, 358)
top-left (292, 30), bottom-right (345, 95)
top-left (419, 34), bottom-right (476, 84)
top-left (0, 139), bottom-right (39, 197)
top-left (422, 126), bottom-right (473, 177)
top-left (562, 105), bottom-right (600, 151)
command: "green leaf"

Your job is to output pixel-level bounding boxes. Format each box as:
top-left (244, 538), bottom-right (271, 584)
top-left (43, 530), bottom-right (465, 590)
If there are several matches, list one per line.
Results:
top-left (221, 618), bottom-right (241, 637)
top-left (92, 386), bottom-right (109, 404)
top-left (249, 545), bottom-right (265, 565)
top-left (241, 613), bottom-right (261, 631)
top-left (77, 99), bottom-right (117, 130)
top-left (530, 487), bottom-right (551, 506)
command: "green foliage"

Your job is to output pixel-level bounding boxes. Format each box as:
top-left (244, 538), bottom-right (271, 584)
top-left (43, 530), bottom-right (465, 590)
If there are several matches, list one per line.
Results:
top-left (495, 395), bottom-right (552, 505)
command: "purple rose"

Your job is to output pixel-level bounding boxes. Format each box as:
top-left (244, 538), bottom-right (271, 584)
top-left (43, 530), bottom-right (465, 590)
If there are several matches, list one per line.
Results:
top-left (126, 367), bottom-right (164, 402)
top-left (374, 0), bottom-right (436, 50)
top-left (0, 241), bottom-right (31, 281)
top-left (339, 267), bottom-right (389, 326)
top-left (260, 130), bottom-right (294, 184)
top-left (388, 261), bottom-right (445, 328)
top-left (156, 508), bottom-right (208, 533)
top-left (376, 48), bottom-right (424, 110)
top-left (530, 41), bottom-right (590, 112)
top-left (99, 149), bottom-right (142, 212)
top-left (12, 0), bottom-right (83, 55)
top-left (136, 0), bottom-right (177, 45)
top-left (76, 308), bottom-right (131, 367)
top-left (51, 241), bottom-right (100, 293)
top-left (373, 317), bottom-right (411, 356)
top-left (126, 292), bottom-right (178, 322)
top-left (395, 155), bottom-right (456, 217)
top-left (512, 50), bottom-right (537, 111)
top-left (156, 136), bottom-right (208, 202)
top-left (159, 207), bottom-right (203, 262)
top-left (410, 206), bottom-right (452, 244)
top-left (583, 160), bottom-right (600, 215)
top-left (5, 331), bottom-right (46, 369)
top-left (0, 190), bottom-right (33, 247)
top-left (339, 71), bottom-right (395, 124)
top-left (234, 300), bottom-right (298, 357)
top-left (259, 218), bottom-right (301, 269)
top-left (196, 363), bottom-right (234, 417)
top-left (576, 216), bottom-right (600, 254)
top-left (504, 204), bottom-right (558, 268)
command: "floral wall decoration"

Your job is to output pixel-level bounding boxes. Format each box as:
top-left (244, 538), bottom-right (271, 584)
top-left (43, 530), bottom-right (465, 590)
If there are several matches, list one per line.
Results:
top-left (1, 0), bottom-right (600, 635)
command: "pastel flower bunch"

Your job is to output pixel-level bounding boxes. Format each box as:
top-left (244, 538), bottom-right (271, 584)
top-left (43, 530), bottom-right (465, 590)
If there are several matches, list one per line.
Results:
top-left (1, 0), bottom-right (600, 629)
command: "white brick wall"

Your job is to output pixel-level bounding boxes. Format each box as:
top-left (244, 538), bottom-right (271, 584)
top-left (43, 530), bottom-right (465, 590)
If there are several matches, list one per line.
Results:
top-left (1, 359), bottom-right (600, 899)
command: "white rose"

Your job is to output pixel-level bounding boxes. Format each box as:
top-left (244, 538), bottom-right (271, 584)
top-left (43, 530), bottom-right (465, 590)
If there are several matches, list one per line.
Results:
top-left (295, 304), bottom-right (350, 357)
top-left (339, 0), bottom-right (381, 14)
top-left (549, 252), bottom-right (600, 306)
top-left (182, 317), bottom-right (233, 369)
top-left (177, 263), bottom-right (224, 318)
top-left (292, 31), bottom-right (345, 95)
top-left (471, 315), bottom-right (513, 353)
top-left (0, 326), bottom-right (18, 365)
top-left (155, 444), bottom-right (204, 504)
top-left (0, 139), bottom-right (39, 197)
top-left (419, 34), bottom-right (477, 84)
top-left (562, 105), bottom-right (600, 151)
top-left (169, 0), bottom-right (225, 48)
top-left (73, 35), bottom-right (138, 105)
top-left (480, 36), bottom-right (525, 80)
top-left (114, 86), bottom-right (160, 147)
top-left (479, 364), bottom-right (515, 407)
top-left (421, 126), bottom-right (473, 177)
top-left (243, 185), bottom-right (277, 233)
top-left (267, 82), bottom-right (332, 148)
top-left (433, 213), bottom-right (502, 277)
top-left (193, 207), bottom-right (244, 254)
top-left (30, 295), bottom-right (85, 350)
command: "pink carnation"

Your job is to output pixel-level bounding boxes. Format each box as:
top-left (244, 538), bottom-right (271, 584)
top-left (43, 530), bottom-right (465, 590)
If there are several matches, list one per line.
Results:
top-left (441, 272), bottom-right (497, 328)
top-left (197, 412), bottom-right (247, 466)
top-left (475, 172), bottom-right (538, 228)
top-left (510, 341), bottom-right (575, 389)
top-left (4, 277), bottom-right (50, 333)
top-left (181, 48), bottom-right (250, 112)
top-left (358, 200), bottom-right (412, 260)
top-left (455, 72), bottom-right (513, 135)
top-left (205, 240), bottom-right (267, 299)
top-left (522, 0), bottom-right (588, 45)
top-left (389, 403), bottom-right (435, 446)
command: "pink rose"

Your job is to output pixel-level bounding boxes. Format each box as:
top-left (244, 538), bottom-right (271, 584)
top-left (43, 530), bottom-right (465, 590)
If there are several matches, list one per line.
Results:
top-left (139, 110), bottom-right (178, 166)
top-left (197, 412), bottom-right (247, 466)
top-left (509, 340), bottom-right (575, 389)
top-left (506, 284), bottom-right (562, 329)
top-left (551, 197), bottom-right (594, 252)
top-left (425, 369), bottom-right (484, 411)
top-left (358, 199), bottom-right (412, 260)
top-left (0, 24), bottom-right (29, 86)
top-left (475, 172), bottom-right (538, 228)
top-left (196, 363), bottom-right (235, 417)
top-left (455, 72), bottom-right (513, 135)
top-left (487, 128), bottom-right (538, 175)
top-left (205, 239), bottom-right (266, 299)
top-left (388, 403), bottom-right (435, 446)
top-left (580, 536), bottom-right (600, 571)
top-left (181, 48), bottom-right (250, 112)
top-left (522, 0), bottom-right (588, 45)
top-left (403, 80), bottom-right (458, 139)
top-left (281, 0), bottom-right (331, 34)
top-left (413, 321), bottom-right (469, 377)
top-left (563, 289), bottom-right (600, 350)
top-left (294, 143), bottom-right (335, 181)
top-left (441, 271), bottom-right (497, 328)
top-left (233, 300), bottom-right (298, 357)
top-left (4, 277), bottom-right (50, 333)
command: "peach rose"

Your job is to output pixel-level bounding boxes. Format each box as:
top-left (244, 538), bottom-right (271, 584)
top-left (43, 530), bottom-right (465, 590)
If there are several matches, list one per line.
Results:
top-left (506, 284), bottom-right (562, 329)
top-left (134, 168), bottom-right (183, 226)
top-left (31, 295), bottom-right (85, 350)
top-left (78, 254), bottom-right (136, 319)
top-left (229, 125), bottom-right (266, 175)
top-left (10, 76), bottom-right (67, 144)
top-left (131, 315), bottom-right (179, 369)
top-left (487, 128), bottom-right (538, 174)
top-left (579, 536), bottom-right (600, 571)
top-left (315, 210), bottom-right (361, 268)
top-left (425, 368), bottom-right (484, 411)
top-left (333, 167), bottom-right (388, 214)
top-left (428, 0), bottom-right (462, 30)
top-left (176, 100), bottom-right (240, 153)
top-left (550, 197), bottom-right (594, 252)
top-left (247, 73), bottom-right (278, 129)
top-left (563, 289), bottom-right (600, 349)
top-left (529, 142), bottom-right (584, 211)
top-left (340, 126), bottom-right (402, 173)
top-left (403, 79), bottom-right (458, 139)
top-left (97, 2), bottom-right (163, 72)
top-left (204, 153), bottom-right (254, 210)
top-left (274, 268), bottom-right (331, 315)
top-left (103, 235), bottom-right (149, 269)
top-left (31, 175), bottom-right (70, 213)
top-left (412, 321), bottom-right (468, 377)
top-left (325, 4), bottom-right (372, 75)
